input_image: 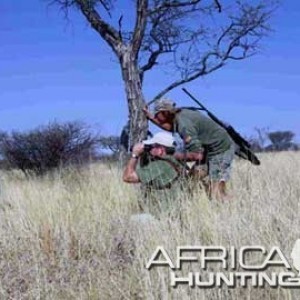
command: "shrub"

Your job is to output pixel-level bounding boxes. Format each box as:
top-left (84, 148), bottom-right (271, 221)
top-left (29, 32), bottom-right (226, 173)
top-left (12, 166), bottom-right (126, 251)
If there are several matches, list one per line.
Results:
top-left (0, 122), bottom-right (97, 176)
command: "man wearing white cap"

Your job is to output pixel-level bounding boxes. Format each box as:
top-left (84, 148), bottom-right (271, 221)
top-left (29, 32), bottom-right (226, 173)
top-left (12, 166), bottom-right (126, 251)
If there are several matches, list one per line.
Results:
top-left (123, 131), bottom-right (184, 190)
top-left (123, 131), bottom-right (186, 215)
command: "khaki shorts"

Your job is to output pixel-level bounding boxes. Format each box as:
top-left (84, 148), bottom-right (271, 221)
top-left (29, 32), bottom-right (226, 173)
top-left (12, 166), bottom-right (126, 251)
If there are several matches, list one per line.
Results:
top-left (208, 144), bottom-right (235, 182)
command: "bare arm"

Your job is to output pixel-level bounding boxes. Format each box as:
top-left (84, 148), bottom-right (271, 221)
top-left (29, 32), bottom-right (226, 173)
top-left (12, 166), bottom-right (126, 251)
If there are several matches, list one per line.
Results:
top-left (123, 157), bottom-right (140, 183)
top-left (148, 116), bottom-right (173, 131)
top-left (174, 151), bottom-right (203, 162)
top-left (123, 143), bottom-right (144, 183)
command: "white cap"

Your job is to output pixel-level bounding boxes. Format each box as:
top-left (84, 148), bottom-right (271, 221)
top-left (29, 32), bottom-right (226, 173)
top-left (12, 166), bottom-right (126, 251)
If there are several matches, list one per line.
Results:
top-left (143, 132), bottom-right (175, 148)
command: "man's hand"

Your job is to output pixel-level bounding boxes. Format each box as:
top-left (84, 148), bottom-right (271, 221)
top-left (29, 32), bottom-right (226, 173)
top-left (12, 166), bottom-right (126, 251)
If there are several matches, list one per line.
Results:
top-left (143, 106), bottom-right (153, 120)
top-left (132, 143), bottom-right (144, 157)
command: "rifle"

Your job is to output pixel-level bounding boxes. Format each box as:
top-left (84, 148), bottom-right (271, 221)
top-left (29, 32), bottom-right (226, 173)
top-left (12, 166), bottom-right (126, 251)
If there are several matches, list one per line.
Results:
top-left (182, 88), bottom-right (260, 166)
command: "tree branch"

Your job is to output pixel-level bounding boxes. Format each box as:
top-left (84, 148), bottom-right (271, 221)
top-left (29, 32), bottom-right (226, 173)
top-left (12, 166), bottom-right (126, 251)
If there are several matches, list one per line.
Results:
top-left (151, 52), bottom-right (224, 101)
top-left (149, 0), bottom-right (202, 15)
top-left (149, 2), bottom-right (272, 102)
top-left (140, 48), bottom-right (163, 73)
top-left (214, 0), bottom-right (222, 13)
top-left (139, 23), bottom-right (166, 73)
top-left (75, 1), bottom-right (122, 55)
top-left (118, 15), bottom-right (123, 40)
top-left (132, 0), bottom-right (149, 58)
top-left (138, 3), bottom-right (214, 77)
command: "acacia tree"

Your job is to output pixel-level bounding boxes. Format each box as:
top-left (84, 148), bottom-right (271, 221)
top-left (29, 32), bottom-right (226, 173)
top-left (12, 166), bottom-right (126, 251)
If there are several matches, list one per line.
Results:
top-left (267, 130), bottom-right (297, 151)
top-left (48, 0), bottom-right (276, 146)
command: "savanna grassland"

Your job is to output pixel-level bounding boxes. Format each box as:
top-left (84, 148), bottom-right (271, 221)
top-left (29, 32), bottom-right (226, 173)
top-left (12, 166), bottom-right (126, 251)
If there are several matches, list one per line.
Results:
top-left (0, 151), bottom-right (300, 299)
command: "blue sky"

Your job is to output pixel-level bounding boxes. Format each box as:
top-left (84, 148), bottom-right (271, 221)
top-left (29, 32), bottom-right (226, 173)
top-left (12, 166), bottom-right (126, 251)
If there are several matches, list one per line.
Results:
top-left (0, 0), bottom-right (299, 141)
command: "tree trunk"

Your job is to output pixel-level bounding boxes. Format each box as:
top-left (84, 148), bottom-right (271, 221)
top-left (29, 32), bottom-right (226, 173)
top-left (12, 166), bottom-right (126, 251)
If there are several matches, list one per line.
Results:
top-left (120, 48), bottom-right (148, 150)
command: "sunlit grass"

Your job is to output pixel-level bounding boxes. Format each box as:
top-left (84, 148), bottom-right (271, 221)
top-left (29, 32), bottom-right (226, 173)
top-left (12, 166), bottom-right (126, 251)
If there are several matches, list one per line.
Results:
top-left (0, 151), bottom-right (299, 299)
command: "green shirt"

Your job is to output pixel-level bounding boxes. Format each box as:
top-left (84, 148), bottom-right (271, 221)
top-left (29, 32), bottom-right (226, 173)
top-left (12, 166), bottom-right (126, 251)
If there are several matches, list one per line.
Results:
top-left (136, 155), bottom-right (183, 189)
top-left (175, 108), bottom-right (232, 157)
top-left (136, 155), bottom-right (185, 217)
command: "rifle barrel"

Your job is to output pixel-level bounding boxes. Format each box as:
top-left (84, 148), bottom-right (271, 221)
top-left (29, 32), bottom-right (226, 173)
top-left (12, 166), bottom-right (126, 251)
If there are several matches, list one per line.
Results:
top-left (182, 87), bottom-right (252, 149)
top-left (182, 88), bottom-right (206, 111)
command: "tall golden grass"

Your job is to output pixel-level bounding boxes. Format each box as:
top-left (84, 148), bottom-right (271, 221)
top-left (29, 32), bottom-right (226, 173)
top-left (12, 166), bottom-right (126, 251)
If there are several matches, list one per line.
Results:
top-left (0, 151), bottom-right (299, 299)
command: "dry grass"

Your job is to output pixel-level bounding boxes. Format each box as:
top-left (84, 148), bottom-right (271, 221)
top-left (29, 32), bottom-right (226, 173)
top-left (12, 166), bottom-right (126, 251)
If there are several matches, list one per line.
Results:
top-left (0, 152), bottom-right (300, 299)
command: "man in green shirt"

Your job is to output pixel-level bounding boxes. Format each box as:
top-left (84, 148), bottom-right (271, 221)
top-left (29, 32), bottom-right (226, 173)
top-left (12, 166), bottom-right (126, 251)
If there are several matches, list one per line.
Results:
top-left (143, 99), bottom-right (235, 201)
top-left (123, 132), bottom-right (185, 215)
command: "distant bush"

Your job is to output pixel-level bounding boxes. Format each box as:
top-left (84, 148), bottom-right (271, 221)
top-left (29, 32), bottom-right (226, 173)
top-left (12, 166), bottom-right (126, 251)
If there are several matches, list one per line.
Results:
top-left (0, 122), bottom-right (98, 176)
top-left (267, 130), bottom-right (298, 151)
top-left (248, 128), bottom-right (299, 152)
top-left (99, 136), bottom-right (121, 156)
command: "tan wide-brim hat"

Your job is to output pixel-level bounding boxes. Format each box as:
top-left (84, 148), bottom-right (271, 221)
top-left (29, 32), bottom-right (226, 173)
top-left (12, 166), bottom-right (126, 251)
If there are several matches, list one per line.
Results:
top-left (153, 98), bottom-right (176, 115)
